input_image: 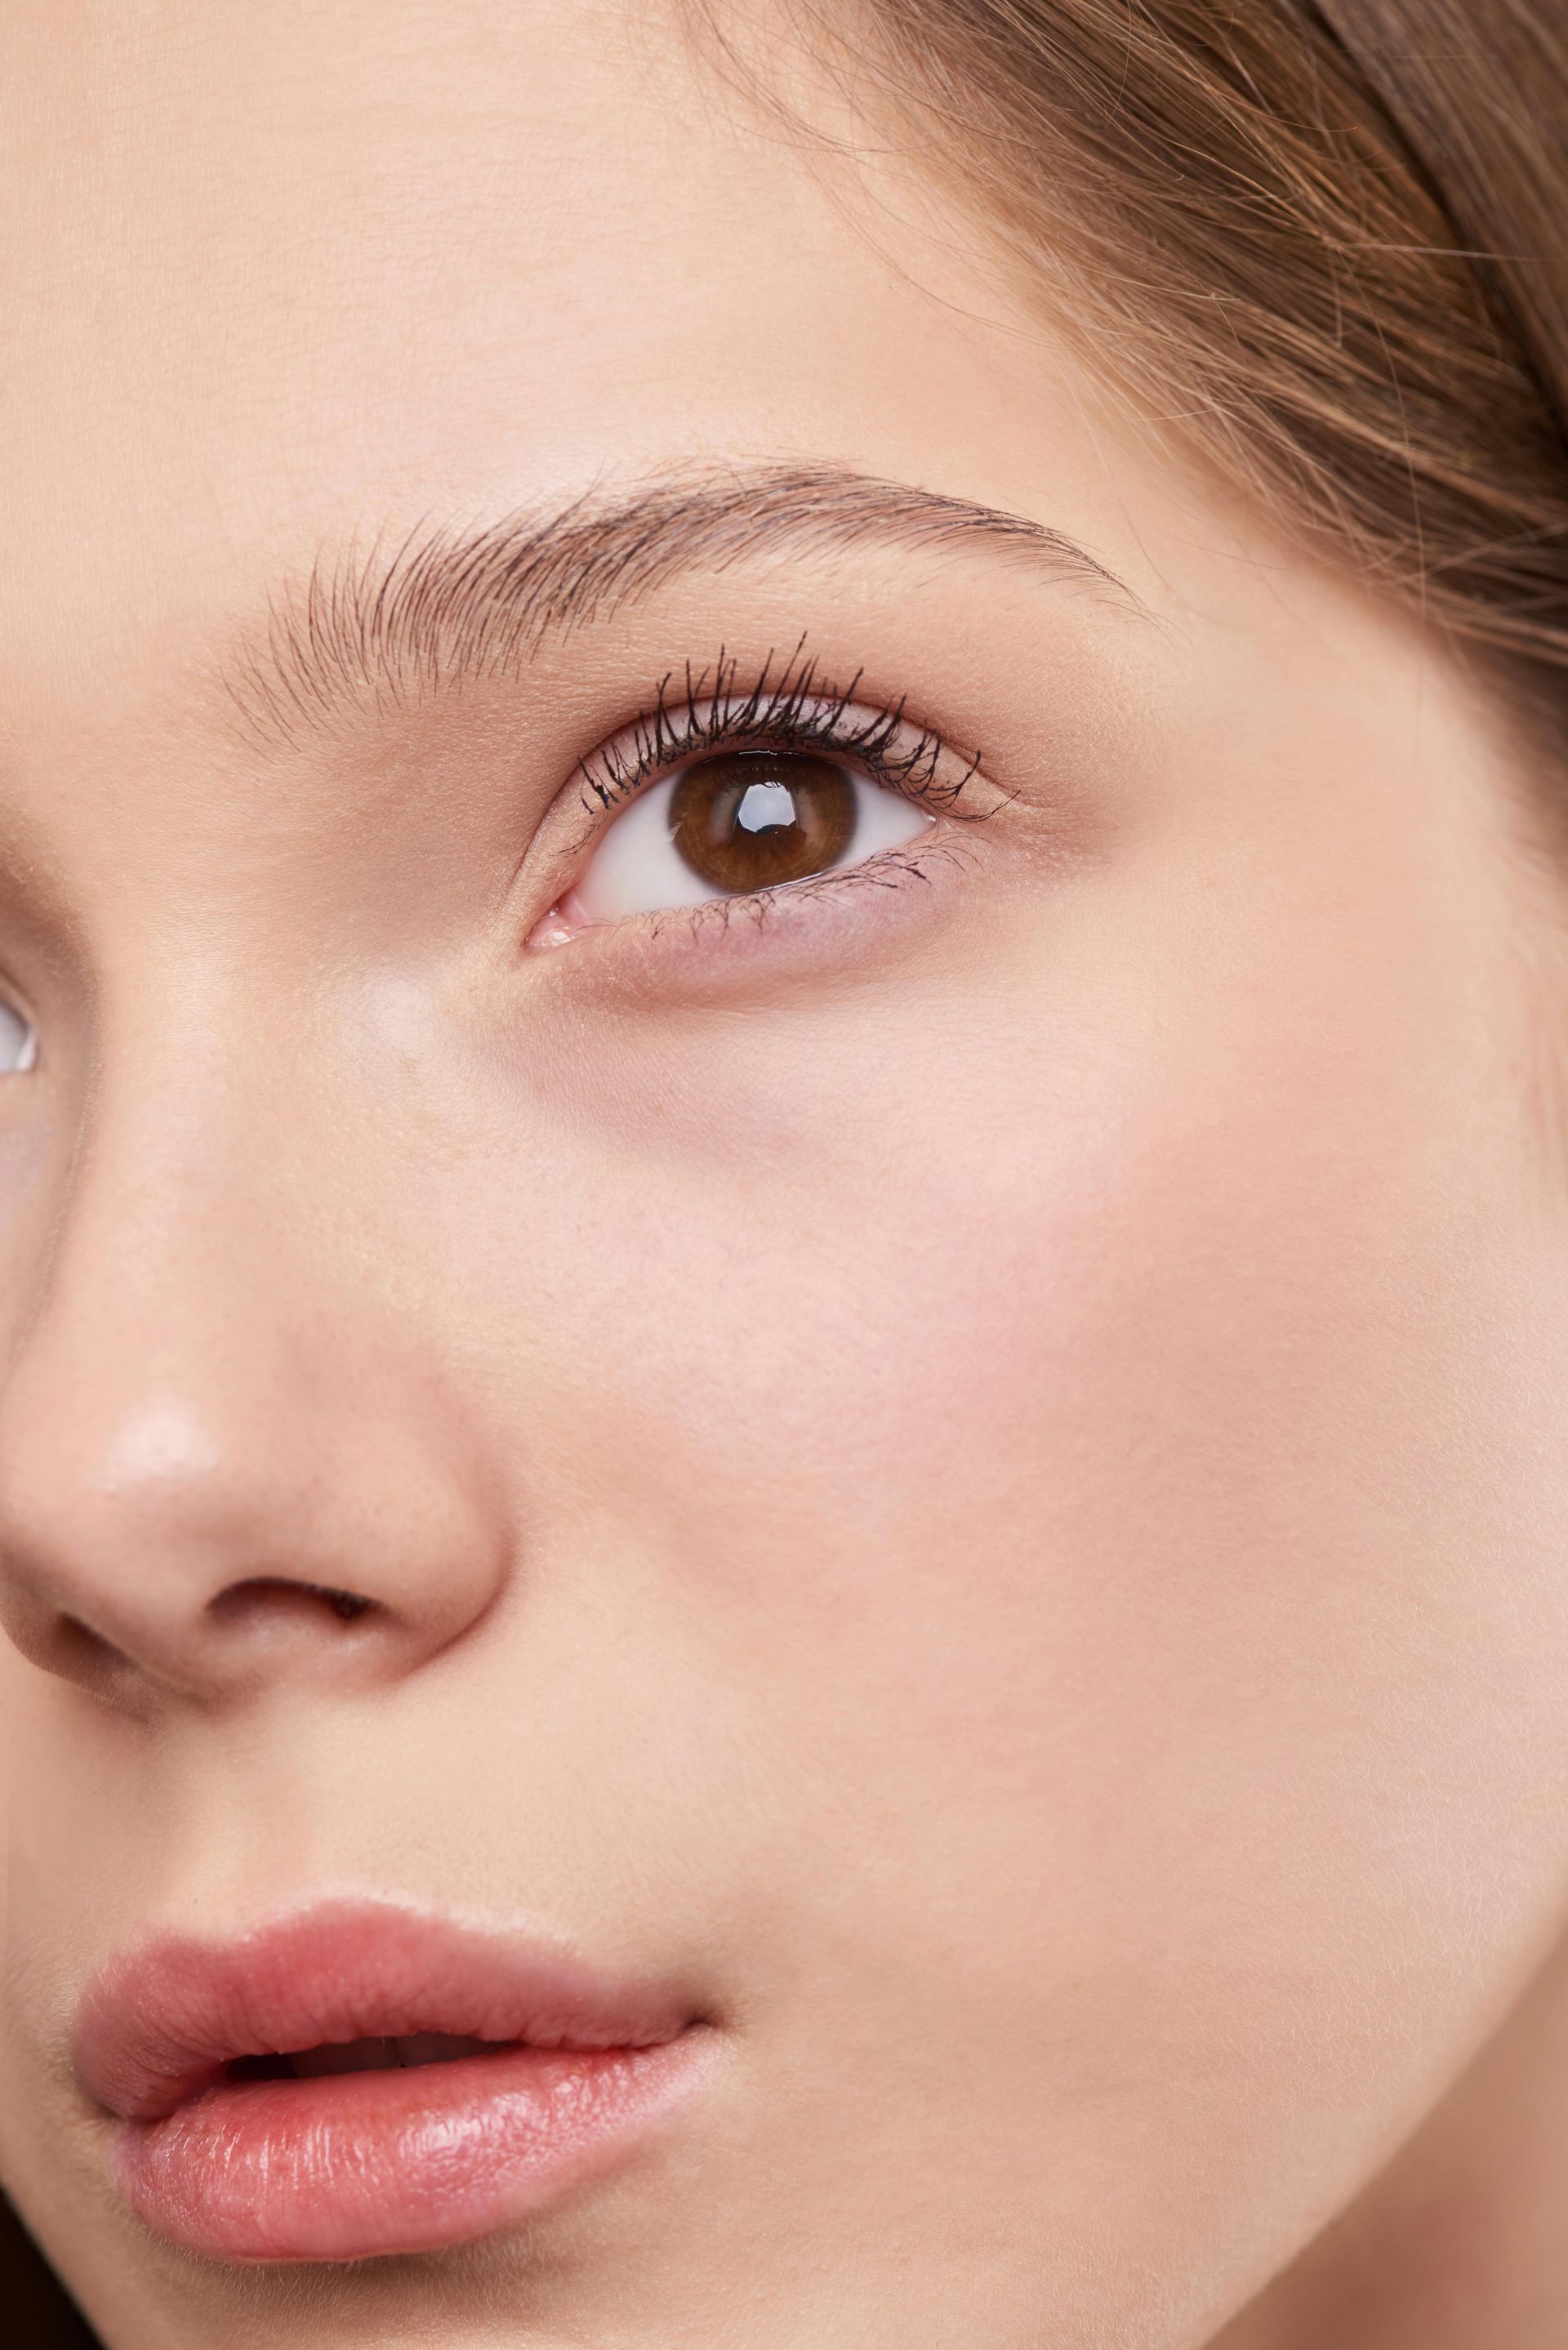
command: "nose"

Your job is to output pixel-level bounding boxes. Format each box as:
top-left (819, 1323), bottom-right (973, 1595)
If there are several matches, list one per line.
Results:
top-left (0, 1052), bottom-right (510, 1709)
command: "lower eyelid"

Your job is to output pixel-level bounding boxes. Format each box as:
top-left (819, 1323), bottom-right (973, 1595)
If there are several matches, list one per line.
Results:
top-left (636, 835), bottom-right (969, 953)
top-left (527, 832), bottom-right (968, 965)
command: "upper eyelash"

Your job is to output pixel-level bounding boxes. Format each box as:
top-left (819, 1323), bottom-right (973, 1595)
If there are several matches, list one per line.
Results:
top-left (572, 640), bottom-right (984, 827)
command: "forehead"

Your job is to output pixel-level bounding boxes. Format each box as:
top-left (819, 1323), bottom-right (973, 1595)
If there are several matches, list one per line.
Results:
top-left (0, 0), bottom-right (1123, 711)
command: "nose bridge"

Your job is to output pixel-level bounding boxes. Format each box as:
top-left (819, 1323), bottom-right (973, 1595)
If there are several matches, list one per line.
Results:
top-left (15, 983), bottom-right (338, 1400)
top-left (0, 989), bottom-right (509, 1702)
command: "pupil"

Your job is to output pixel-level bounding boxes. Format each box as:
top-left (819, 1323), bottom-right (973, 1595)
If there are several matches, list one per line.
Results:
top-left (669, 752), bottom-right (856, 894)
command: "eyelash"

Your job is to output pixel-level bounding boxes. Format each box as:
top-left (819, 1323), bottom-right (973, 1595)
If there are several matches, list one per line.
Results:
top-left (572, 643), bottom-right (983, 837)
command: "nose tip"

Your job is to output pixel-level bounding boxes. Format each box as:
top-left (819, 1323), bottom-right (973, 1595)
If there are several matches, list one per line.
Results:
top-left (0, 1318), bottom-right (510, 1711)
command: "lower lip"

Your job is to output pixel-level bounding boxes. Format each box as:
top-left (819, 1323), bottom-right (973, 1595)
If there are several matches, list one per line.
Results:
top-left (114, 2035), bottom-right (710, 2263)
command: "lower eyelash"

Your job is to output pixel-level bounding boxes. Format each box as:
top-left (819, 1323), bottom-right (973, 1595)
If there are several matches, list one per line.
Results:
top-left (640, 836), bottom-right (973, 946)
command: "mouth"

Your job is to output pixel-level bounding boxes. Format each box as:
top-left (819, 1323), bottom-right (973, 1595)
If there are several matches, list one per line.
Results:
top-left (225, 2028), bottom-right (523, 2080)
top-left (73, 1898), bottom-right (714, 2263)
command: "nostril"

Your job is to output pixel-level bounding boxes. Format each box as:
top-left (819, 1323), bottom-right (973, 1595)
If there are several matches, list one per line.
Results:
top-left (207, 1577), bottom-right (379, 1629)
top-left (312, 1585), bottom-right (375, 1623)
top-left (301, 1583), bottom-right (376, 1624)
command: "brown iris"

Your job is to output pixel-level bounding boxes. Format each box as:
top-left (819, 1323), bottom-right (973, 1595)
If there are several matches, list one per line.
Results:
top-left (669, 751), bottom-right (856, 894)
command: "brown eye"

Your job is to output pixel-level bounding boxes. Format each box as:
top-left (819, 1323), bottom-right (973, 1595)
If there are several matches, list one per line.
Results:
top-left (668, 752), bottom-right (857, 894)
top-left (558, 733), bottom-right (937, 932)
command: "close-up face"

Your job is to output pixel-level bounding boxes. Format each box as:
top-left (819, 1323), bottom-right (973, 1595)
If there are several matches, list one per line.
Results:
top-left (2, 4), bottom-right (1567, 2347)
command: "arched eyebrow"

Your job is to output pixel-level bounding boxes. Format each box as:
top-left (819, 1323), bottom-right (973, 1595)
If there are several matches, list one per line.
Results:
top-left (217, 463), bottom-right (1138, 755)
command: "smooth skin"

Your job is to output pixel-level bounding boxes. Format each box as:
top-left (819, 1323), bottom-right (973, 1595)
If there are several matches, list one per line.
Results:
top-left (3, 4), bottom-right (1568, 2346)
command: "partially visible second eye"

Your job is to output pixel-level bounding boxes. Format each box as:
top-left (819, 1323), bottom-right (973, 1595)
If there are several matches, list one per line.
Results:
top-left (566, 750), bottom-right (935, 925)
top-left (0, 999), bottom-right (35, 1075)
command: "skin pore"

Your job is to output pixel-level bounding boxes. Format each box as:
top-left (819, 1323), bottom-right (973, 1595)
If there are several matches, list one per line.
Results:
top-left (2, 1), bottom-right (1568, 2344)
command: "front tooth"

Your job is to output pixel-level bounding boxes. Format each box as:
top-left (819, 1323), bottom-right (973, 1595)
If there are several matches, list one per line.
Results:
top-left (291, 2036), bottom-right (399, 2077)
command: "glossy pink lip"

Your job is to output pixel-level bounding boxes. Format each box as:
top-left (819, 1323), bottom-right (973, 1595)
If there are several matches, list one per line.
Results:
top-left (74, 1898), bottom-right (713, 2263)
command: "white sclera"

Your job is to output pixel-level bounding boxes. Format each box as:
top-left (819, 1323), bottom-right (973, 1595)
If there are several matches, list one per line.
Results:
top-left (572, 764), bottom-right (935, 922)
top-left (0, 1001), bottom-right (37, 1074)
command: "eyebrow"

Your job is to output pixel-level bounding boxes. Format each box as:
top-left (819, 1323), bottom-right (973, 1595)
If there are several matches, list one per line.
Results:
top-left (218, 463), bottom-right (1137, 755)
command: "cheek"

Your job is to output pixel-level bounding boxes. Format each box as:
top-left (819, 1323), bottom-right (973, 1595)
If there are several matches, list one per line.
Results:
top-left (492, 867), bottom-right (1568, 2101)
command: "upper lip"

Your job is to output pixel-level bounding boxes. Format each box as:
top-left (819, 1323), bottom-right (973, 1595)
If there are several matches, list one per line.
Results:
top-left (74, 1897), bottom-right (698, 2124)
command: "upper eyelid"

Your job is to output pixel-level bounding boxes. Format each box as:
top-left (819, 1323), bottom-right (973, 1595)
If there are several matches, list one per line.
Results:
top-left (568, 662), bottom-right (985, 840)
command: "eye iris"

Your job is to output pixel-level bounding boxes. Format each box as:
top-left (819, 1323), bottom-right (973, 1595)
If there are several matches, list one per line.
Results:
top-left (668, 752), bottom-right (856, 894)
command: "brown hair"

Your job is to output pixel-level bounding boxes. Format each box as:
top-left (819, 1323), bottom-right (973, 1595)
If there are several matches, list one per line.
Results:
top-left (713, 1), bottom-right (1568, 741)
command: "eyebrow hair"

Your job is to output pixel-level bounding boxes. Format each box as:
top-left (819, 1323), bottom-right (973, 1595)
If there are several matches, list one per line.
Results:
top-left (218, 462), bottom-right (1136, 754)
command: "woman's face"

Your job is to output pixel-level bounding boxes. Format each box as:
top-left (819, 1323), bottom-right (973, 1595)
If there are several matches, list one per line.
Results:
top-left (2, 4), bottom-right (1566, 2345)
